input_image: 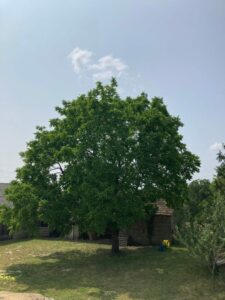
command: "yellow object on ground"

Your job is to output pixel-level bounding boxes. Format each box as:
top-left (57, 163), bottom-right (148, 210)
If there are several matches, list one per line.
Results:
top-left (162, 240), bottom-right (171, 248)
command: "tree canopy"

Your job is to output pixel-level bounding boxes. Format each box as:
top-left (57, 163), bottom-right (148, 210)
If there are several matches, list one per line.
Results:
top-left (1, 79), bottom-right (200, 252)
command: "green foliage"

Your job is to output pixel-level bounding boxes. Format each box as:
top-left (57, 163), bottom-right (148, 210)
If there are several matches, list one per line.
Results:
top-left (177, 192), bottom-right (225, 275)
top-left (212, 144), bottom-right (225, 193)
top-left (188, 179), bottom-right (213, 220)
top-left (177, 147), bottom-right (225, 275)
top-left (176, 179), bottom-right (213, 226)
top-left (0, 181), bottom-right (40, 235)
top-left (1, 80), bottom-right (200, 249)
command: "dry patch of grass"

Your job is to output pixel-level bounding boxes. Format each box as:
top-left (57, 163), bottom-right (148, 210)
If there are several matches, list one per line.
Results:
top-left (0, 291), bottom-right (53, 299)
top-left (0, 239), bottom-right (224, 299)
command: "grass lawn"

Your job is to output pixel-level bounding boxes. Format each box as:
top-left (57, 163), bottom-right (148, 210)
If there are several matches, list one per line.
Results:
top-left (0, 239), bottom-right (225, 299)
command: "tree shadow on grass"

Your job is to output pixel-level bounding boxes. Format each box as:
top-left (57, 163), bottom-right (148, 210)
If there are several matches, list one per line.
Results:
top-left (0, 238), bottom-right (32, 247)
top-left (5, 246), bottom-right (223, 300)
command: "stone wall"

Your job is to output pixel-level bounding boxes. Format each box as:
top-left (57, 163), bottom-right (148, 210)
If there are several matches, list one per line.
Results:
top-left (121, 216), bottom-right (173, 246)
top-left (128, 220), bottom-right (150, 245)
top-left (151, 215), bottom-right (172, 244)
top-left (66, 225), bottom-right (79, 240)
top-left (119, 230), bottom-right (128, 247)
top-left (0, 224), bottom-right (9, 240)
top-left (39, 226), bottom-right (50, 238)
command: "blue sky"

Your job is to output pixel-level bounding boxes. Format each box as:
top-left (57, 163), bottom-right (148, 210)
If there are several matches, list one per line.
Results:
top-left (1, 0), bottom-right (225, 182)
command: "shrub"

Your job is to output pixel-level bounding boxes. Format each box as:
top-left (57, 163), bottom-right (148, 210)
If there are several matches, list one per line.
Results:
top-left (176, 192), bottom-right (225, 276)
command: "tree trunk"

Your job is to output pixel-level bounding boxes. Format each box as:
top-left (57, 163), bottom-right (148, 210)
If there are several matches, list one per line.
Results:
top-left (111, 229), bottom-right (120, 254)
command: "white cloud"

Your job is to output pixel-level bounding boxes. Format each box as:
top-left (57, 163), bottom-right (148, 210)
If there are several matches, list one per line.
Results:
top-left (90, 55), bottom-right (127, 80)
top-left (210, 142), bottom-right (223, 151)
top-left (92, 70), bottom-right (114, 81)
top-left (68, 47), bottom-right (93, 73)
top-left (68, 48), bottom-right (128, 80)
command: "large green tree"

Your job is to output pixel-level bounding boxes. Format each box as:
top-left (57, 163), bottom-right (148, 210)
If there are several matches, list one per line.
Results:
top-left (2, 80), bottom-right (200, 253)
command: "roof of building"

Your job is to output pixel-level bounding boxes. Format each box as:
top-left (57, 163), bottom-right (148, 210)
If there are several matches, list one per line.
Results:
top-left (155, 199), bottom-right (173, 216)
top-left (0, 183), bottom-right (9, 205)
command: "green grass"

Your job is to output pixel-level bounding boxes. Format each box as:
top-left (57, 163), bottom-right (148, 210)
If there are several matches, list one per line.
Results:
top-left (0, 239), bottom-right (225, 299)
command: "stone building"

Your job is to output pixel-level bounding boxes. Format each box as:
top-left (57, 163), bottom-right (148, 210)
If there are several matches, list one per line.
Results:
top-left (69, 199), bottom-right (174, 246)
top-left (123, 199), bottom-right (174, 246)
top-left (0, 182), bottom-right (174, 245)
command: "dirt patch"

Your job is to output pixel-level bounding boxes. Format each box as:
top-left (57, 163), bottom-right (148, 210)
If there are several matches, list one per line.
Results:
top-left (0, 292), bottom-right (54, 300)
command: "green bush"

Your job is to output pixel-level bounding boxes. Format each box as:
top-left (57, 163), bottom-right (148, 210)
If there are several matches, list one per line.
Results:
top-left (177, 192), bottom-right (225, 276)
